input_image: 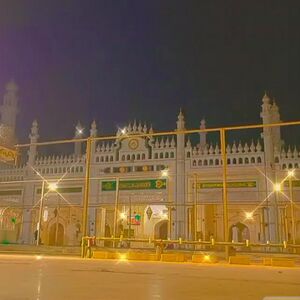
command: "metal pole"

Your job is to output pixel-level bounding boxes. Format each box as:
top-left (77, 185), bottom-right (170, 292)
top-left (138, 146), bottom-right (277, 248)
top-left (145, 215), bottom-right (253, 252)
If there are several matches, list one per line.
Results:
top-left (37, 180), bottom-right (45, 246)
top-left (194, 174), bottom-right (197, 240)
top-left (220, 128), bottom-right (229, 260)
top-left (113, 177), bottom-right (120, 247)
top-left (129, 195), bottom-right (132, 240)
top-left (55, 197), bottom-right (60, 246)
top-left (82, 138), bottom-right (92, 238)
top-left (289, 176), bottom-right (296, 247)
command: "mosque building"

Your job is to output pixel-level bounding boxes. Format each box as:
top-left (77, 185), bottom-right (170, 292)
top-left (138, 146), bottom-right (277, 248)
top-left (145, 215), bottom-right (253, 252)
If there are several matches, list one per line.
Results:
top-left (0, 81), bottom-right (299, 247)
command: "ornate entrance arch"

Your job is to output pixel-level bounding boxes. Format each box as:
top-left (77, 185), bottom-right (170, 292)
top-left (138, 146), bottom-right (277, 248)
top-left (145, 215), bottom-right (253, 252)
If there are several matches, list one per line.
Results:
top-left (154, 220), bottom-right (168, 240)
top-left (229, 222), bottom-right (250, 242)
top-left (49, 223), bottom-right (64, 246)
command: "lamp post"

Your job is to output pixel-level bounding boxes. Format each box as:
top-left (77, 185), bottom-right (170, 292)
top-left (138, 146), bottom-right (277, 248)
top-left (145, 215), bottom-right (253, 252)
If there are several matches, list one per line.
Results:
top-left (36, 181), bottom-right (45, 246)
top-left (113, 177), bottom-right (120, 247)
top-left (36, 181), bottom-right (58, 246)
top-left (287, 170), bottom-right (296, 247)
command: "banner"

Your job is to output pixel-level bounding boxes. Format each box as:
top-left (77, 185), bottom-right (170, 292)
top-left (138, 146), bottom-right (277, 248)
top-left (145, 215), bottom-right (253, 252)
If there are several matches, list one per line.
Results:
top-left (0, 146), bottom-right (17, 162)
top-left (194, 181), bottom-right (257, 189)
top-left (101, 179), bottom-right (167, 191)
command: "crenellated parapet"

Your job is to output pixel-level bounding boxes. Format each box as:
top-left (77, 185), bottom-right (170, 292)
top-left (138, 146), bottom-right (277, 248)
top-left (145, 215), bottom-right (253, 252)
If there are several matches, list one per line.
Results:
top-left (189, 140), bottom-right (265, 167)
top-left (33, 154), bottom-right (85, 176)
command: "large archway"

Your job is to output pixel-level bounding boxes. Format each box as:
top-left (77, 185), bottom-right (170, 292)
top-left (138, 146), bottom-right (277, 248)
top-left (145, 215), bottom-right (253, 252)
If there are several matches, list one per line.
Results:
top-left (154, 220), bottom-right (168, 240)
top-left (229, 222), bottom-right (250, 242)
top-left (49, 223), bottom-right (64, 246)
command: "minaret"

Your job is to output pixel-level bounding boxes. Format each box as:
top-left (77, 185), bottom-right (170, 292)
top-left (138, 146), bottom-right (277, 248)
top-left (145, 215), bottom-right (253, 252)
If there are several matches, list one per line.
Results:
top-left (199, 118), bottom-right (207, 148)
top-left (74, 121), bottom-right (84, 157)
top-left (270, 100), bottom-right (281, 151)
top-left (260, 92), bottom-right (274, 167)
top-left (27, 120), bottom-right (39, 167)
top-left (90, 120), bottom-right (97, 154)
top-left (175, 109), bottom-right (186, 239)
top-left (0, 80), bottom-right (19, 146)
top-left (260, 92), bottom-right (279, 243)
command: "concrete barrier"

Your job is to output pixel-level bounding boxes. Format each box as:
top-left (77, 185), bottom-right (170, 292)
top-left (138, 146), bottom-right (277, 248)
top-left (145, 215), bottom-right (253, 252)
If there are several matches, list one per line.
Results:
top-left (229, 255), bottom-right (251, 265)
top-left (192, 254), bottom-right (218, 264)
top-left (161, 253), bottom-right (186, 262)
top-left (127, 252), bottom-right (158, 261)
top-left (263, 257), bottom-right (296, 267)
top-left (92, 251), bottom-right (118, 259)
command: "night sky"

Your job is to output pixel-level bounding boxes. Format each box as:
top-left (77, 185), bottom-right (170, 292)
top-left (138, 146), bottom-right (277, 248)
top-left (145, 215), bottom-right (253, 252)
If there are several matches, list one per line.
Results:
top-left (0, 1), bottom-right (299, 144)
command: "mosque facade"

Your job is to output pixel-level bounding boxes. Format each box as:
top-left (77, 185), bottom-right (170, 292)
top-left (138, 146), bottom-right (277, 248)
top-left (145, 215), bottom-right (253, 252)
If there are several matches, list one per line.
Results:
top-left (0, 81), bottom-right (299, 247)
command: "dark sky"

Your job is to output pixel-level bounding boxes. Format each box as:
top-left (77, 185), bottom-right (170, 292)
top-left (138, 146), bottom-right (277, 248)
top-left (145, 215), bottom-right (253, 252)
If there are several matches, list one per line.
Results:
top-left (0, 1), bottom-right (299, 144)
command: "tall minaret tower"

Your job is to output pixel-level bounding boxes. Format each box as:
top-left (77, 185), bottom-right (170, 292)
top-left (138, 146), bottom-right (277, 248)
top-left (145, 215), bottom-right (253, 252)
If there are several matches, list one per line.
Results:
top-left (199, 118), bottom-right (207, 148)
top-left (27, 120), bottom-right (39, 167)
top-left (260, 92), bottom-right (279, 243)
top-left (0, 80), bottom-right (19, 146)
top-left (74, 121), bottom-right (84, 157)
top-left (270, 100), bottom-right (282, 151)
top-left (175, 109), bottom-right (186, 239)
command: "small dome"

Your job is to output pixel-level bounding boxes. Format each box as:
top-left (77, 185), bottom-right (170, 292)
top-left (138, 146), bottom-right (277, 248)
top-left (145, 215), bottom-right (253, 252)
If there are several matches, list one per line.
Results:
top-left (262, 92), bottom-right (270, 104)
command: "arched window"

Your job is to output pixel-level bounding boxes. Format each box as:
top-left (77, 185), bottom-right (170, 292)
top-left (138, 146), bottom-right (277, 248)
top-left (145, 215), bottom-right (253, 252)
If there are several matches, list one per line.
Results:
top-left (251, 157), bottom-right (255, 163)
top-left (282, 164), bottom-right (286, 170)
top-left (100, 157), bottom-right (104, 162)
top-left (96, 156), bottom-right (99, 162)
top-left (187, 152), bottom-right (190, 158)
top-left (245, 157), bottom-right (249, 164)
top-left (232, 158), bottom-right (237, 165)
top-left (160, 153), bottom-right (163, 159)
top-left (209, 159), bottom-right (213, 165)
top-left (238, 158), bottom-right (243, 164)
top-left (76, 167), bottom-right (79, 172)
top-left (275, 156), bottom-right (279, 163)
top-left (155, 153), bottom-right (158, 159)
top-left (198, 160), bottom-right (202, 166)
top-left (80, 166), bottom-right (83, 172)
top-left (121, 155), bottom-right (125, 161)
top-left (204, 159), bottom-right (208, 166)
top-left (132, 154), bottom-right (135, 161)
top-left (127, 155), bottom-right (130, 160)
top-left (105, 156), bottom-right (109, 162)
top-left (165, 152), bottom-right (169, 158)
top-left (295, 163), bottom-right (299, 169)
top-left (110, 156), bottom-right (113, 161)
top-left (170, 152), bottom-right (174, 158)
top-left (227, 158), bottom-right (231, 165)
top-left (215, 159), bottom-right (219, 165)
top-left (142, 153), bottom-right (146, 160)
top-left (257, 157), bottom-right (262, 164)
top-left (137, 154), bottom-right (140, 160)
top-left (193, 160), bottom-right (196, 166)
top-left (288, 163), bottom-right (293, 169)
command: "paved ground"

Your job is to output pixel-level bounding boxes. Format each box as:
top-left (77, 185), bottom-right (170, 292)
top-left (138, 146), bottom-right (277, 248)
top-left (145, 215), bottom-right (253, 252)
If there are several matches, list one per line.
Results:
top-left (0, 254), bottom-right (299, 300)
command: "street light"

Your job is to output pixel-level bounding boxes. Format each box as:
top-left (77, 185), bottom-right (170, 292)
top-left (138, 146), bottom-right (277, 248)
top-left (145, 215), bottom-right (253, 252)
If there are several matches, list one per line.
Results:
top-left (245, 211), bottom-right (254, 221)
top-left (36, 181), bottom-right (58, 246)
top-left (273, 183), bottom-right (281, 192)
top-left (161, 169), bottom-right (169, 178)
top-left (287, 170), bottom-right (296, 247)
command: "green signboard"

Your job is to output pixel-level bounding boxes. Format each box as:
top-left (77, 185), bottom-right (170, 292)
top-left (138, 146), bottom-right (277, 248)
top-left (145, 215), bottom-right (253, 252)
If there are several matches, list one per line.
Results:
top-left (102, 179), bottom-right (167, 191)
top-left (0, 190), bottom-right (22, 196)
top-left (283, 180), bottom-right (300, 188)
top-left (37, 187), bottom-right (82, 194)
top-left (194, 181), bottom-right (257, 189)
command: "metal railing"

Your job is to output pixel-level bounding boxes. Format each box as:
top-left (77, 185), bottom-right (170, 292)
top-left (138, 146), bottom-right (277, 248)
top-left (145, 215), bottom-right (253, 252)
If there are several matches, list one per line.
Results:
top-left (81, 236), bottom-right (300, 258)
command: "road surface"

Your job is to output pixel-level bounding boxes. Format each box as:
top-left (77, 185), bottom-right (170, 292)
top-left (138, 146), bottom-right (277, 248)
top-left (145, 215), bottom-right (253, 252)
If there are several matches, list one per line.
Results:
top-left (0, 254), bottom-right (299, 300)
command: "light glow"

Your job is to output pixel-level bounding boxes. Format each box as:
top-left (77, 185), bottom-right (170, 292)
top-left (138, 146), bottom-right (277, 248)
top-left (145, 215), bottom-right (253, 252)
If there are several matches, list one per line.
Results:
top-left (48, 182), bottom-right (58, 192)
top-left (119, 212), bottom-right (127, 220)
top-left (121, 128), bottom-right (126, 135)
top-left (245, 211), bottom-right (254, 220)
top-left (288, 169), bottom-right (295, 177)
top-left (118, 253), bottom-right (128, 262)
top-left (161, 169), bottom-right (169, 177)
top-left (273, 183), bottom-right (281, 192)
top-left (203, 255), bottom-right (210, 262)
